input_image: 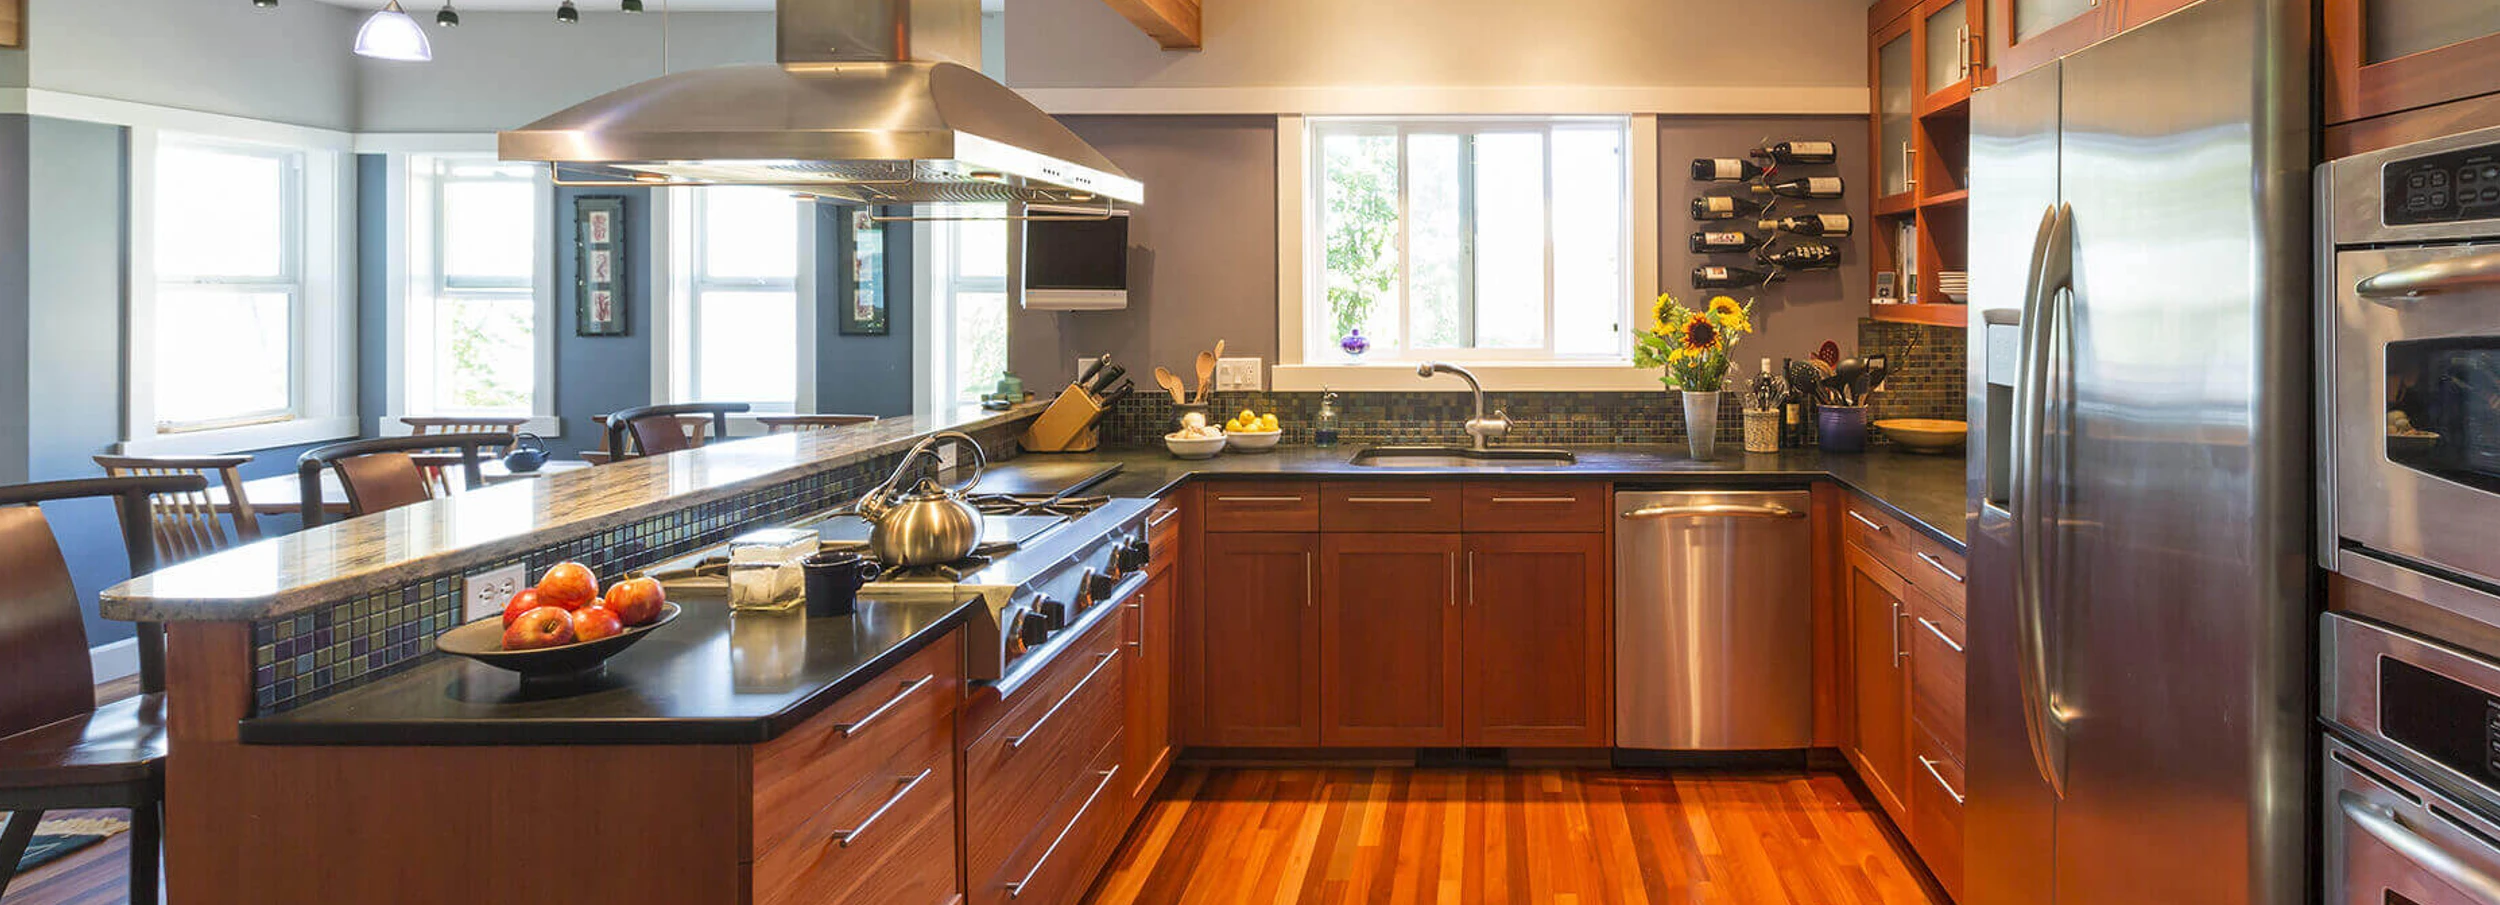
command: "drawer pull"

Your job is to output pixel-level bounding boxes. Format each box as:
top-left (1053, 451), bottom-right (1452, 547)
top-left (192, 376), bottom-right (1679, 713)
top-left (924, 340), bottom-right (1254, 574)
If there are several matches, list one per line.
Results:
top-left (1216, 495), bottom-right (1305, 503)
top-left (1847, 510), bottom-right (1887, 532)
top-left (1916, 551), bottom-right (1966, 584)
top-left (1345, 496), bottom-right (1437, 504)
top-left (1005, 766), bottom-right (1121, 898)
top-left (1917, 616), bottom-right (1966, 653)
top-left (1918, 756), bottom-right (1966, 804)
top-left (836, 674), bottom-right (936, 738)
top-left (1007, 652), bottom-right (1117, 750)
top-left (1148, 508), bottom-right (1181, 529)
top-left (1491, 496), bottom-right (1579, 504)
top-left (831, 768), bottom-right (934, 848)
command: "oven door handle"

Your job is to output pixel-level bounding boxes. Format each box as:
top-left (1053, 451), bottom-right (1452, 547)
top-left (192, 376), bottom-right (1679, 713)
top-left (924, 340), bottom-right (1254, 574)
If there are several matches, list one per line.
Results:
top-left (2357, 250), bottom-right (2500, 305)
top-left (2343, 791), bottom-right (2500, 904)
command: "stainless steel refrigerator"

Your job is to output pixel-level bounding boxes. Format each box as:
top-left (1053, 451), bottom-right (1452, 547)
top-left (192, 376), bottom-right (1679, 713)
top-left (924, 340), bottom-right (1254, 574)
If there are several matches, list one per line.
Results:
top-left (1963, 0), bottom-right (2312, 902)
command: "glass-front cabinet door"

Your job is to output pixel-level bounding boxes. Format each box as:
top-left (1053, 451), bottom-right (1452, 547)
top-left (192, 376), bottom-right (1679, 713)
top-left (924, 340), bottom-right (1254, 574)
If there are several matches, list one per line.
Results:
top-left (2325, 0), bottom-right (2500, 124)
top-left (1875, 16), bottom-right (1917, 207)
top-left (1922, 0), bottom-right (1979, 104)
top-left (1988, 0), bottom-right (2196, 82)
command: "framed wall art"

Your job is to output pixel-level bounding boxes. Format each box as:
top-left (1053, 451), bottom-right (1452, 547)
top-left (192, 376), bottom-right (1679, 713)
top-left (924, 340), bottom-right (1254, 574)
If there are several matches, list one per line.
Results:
top-left (842, 209), bottom-right (889, 336)
top-left (573, 195), bottom-right (629, 336)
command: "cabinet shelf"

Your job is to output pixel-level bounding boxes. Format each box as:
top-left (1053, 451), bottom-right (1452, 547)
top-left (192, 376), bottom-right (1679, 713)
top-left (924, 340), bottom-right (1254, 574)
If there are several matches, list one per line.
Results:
top-left (1875, 193), bottom-right (1920, 218)
top-left (1872, 303), bottom-right (1967, 327)
top-left (1919, 189), bottom-right (1969, 210)
top-left (1918, 83), bottom-right (1973, 119)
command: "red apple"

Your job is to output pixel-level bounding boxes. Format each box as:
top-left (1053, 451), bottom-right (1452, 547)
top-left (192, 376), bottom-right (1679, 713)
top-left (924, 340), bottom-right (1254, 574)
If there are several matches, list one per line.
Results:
top-left (500, 588), bottom-right (547, 628)
top-left (536, 562), bottom-right (600, 610)
top-left (602, 576), bottom-right (667, 627)
top-left (570, 605), bottom-right (625, 643)
top-left (501, 606), bottom-right (577, 650)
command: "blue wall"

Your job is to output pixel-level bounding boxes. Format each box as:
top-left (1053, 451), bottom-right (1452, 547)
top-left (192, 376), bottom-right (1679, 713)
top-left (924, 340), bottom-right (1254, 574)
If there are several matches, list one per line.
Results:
top-left (816, 204), bottom-right (917, 416)
top-left (548, 185), bottom-right (657, 458)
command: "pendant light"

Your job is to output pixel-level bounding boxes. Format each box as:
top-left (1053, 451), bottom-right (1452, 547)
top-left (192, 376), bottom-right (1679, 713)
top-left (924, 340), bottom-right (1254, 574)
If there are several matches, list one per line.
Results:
top-left (556, 1), bottom-right (579, 24)
top-left (621, 0), bottom-right (643, 11)
top-left (253, 0), bottom-right (278, 8)
top-left (353, 0), bottom-right (433, 62)
top-left (436, 2), bottom-right (459, 26)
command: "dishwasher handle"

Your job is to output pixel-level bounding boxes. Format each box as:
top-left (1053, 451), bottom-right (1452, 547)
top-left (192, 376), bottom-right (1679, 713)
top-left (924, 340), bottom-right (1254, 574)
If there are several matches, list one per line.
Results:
top-left (1620, 503), bottom-right (1806, 521)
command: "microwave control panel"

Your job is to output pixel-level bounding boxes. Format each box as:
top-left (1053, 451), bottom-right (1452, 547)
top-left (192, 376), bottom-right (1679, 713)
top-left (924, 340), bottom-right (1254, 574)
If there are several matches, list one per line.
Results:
top-left (2385, 141), bottom-right (2500, 226)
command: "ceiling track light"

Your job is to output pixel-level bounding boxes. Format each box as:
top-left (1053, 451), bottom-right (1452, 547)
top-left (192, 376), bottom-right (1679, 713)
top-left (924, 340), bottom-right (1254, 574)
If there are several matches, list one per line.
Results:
top-left (436, 2), bottom-right (459, 26)
top-left (253, 0), bottom-right (278, 8)
top-left (622, 0), bottom-right (643, 11)
top-left (354, 0), bottom-right (433, 62)
top-left (556, 0), bottom-right (579, 24)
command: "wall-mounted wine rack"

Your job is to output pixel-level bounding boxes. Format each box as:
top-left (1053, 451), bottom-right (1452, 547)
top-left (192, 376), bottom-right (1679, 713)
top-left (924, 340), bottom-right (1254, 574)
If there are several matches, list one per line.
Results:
top-left (1684, 140), bottom-right (1853, 295)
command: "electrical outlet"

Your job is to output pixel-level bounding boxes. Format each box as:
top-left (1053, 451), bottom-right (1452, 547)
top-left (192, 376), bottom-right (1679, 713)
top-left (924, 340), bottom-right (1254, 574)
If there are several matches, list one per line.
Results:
top-left (463, 563), bottom-right (529, 623)
top-left (1217, 357), bottom-right (1263, 392)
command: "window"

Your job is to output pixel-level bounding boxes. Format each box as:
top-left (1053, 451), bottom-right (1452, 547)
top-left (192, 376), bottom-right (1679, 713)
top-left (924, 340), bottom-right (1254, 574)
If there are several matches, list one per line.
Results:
top-left (1303, 117), bottom-right (1632, 365)
top-left (414, 158), bottom-right (539, 413)
top-left (667, 187), bottom-right (808, 408)
top-left (152, 141), bottom-right (304, 430)
top-left (916, 210), bottom-right (1013, 410)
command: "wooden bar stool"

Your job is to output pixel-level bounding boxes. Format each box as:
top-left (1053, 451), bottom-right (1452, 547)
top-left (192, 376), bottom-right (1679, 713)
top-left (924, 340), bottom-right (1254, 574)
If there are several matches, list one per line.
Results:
top-left (755, 414), bottom-right (879, 433)
top-left (295, 434), bottom-right (497, 528)
top-left (0, 474), bottom-right (202, 905)
top-left (92, 454), bottom-right (263, 563)
top-left (603, 403), bottom-right (749, 459)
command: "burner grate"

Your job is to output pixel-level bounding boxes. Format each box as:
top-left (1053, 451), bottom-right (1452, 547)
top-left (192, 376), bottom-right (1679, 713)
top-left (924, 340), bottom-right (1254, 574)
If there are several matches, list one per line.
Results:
top-left (965, 493), bottom-right (1109, 519)
top-left (877, 554), bottom-right (993, 583)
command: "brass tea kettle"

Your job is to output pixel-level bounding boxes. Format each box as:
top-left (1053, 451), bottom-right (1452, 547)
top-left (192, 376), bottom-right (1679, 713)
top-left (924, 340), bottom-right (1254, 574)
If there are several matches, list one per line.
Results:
top-left (854, 431), bottom-right (988, 567)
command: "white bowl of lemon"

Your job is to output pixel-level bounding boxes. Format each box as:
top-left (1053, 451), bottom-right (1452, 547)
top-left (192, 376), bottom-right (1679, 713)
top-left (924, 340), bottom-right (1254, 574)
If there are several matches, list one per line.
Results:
top-left (1223, 409), bottom-right (1283, 452)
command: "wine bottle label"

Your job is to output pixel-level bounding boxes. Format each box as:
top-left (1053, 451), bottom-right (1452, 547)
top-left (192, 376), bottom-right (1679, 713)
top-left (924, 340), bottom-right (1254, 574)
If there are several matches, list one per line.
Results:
top-left (1700, 196), bottom-right (1735, 213)
top-left (1817, 214), bottom-right (1852, 233)
top-left (1713, 160), bottom-right (1743, 180)
top-left (1806, 177), bottom-right (1843, 195)
top-left (1703, 231), bottom-right (1745, 246)
top-left (1790, 141), bottom-right (1836, 157)
top-left (1700, 267), bottom-right (1730, 281)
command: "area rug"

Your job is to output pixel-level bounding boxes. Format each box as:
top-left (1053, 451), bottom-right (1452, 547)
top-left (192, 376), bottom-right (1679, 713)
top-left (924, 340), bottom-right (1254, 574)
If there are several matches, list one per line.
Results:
top-left (10, 815), bottom-right (130, 873)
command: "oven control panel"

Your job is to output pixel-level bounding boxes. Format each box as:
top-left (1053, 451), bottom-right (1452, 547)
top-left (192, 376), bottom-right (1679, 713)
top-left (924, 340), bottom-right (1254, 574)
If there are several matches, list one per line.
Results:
top-left (2385, 141), bottom-right (2500, 226)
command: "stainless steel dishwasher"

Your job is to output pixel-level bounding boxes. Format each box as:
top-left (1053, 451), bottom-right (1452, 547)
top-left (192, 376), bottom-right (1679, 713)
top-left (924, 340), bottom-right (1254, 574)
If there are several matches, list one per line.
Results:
top-left (1614, 489), bottom-right (1814, 750)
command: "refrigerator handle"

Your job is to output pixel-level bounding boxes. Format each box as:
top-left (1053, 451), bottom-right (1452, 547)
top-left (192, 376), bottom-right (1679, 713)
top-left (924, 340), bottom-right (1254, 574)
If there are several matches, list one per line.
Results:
top-left (2012, 202), bottom-right (2074, 799)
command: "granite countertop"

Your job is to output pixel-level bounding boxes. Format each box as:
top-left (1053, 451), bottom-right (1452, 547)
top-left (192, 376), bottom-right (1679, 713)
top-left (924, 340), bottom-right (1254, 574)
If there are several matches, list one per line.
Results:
top-left (103, 402), bottom-right (1046, 623)
top-left (240, 589), bottom-right (983, 746)
top-left (1011, 445), bottom-right (1969, 551)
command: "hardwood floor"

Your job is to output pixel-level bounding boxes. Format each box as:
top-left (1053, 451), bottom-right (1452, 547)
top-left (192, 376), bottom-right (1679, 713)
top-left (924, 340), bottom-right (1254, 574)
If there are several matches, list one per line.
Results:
top-left (1084, 767), bottom-right (1941, 905)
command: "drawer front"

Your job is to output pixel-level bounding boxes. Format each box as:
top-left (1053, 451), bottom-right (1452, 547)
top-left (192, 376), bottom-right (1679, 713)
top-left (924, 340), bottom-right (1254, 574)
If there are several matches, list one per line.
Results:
top-left (754, 741), bottom-right (958, 905)
top-left (1460, 481), bottom-right (1608, 533)
top-left (753, 630), bottom-right (961, 856)
top-left (1901, 535), bottom-right (1967, 621)
top-left (1321, 481), bottom-right (1462, 533)
top-left (1842, 495), bottom-right (1967, 619)
top-left (1909, 591), bottom-right (1967, 762)
top-left (1202, 481), bottom-right (1320, 532)
top-left (1909, 724), bottom-right (1967, 902)
top-left (970, 731), bottom-right (1126, 905)
top-left (1839, 496), bottom-right (1915, 560)
top-left (965, 612), bottom-right (1127, 895)
top-left (1147, 494), bottom-right (1184, 554)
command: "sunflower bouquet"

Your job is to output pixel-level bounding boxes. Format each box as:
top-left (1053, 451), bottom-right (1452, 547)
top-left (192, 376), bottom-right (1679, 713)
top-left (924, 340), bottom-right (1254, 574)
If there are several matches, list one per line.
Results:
top-left (1633, 293), bottom-right (1755, 392)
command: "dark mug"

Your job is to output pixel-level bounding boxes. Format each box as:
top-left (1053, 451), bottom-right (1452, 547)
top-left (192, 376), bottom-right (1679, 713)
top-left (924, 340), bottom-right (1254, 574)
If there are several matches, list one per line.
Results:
top-left (803, 552), bottom-right (880, 617)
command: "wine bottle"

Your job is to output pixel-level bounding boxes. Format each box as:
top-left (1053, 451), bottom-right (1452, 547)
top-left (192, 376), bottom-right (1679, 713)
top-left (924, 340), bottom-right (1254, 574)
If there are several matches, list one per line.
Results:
top-left (1759, 242), bottom-right (1842, 270)
top-left (1693, 265), bottom-right (1781, 289)
top-left (1690, 157), bottom-right (1766, 182)
top-left (1749, 176), bottom-right (1846, 199)
top-left (1691, 194), bottom-right (1771, 220)
top-left (1688, 229), bottom-right (1769, 254)
top-left (1781, 358), bottom-right (1806, 446)
top-left (1749, 140), bottom-right (1839, 166)
top-left (1757, 213), bottom-right (1854, 238)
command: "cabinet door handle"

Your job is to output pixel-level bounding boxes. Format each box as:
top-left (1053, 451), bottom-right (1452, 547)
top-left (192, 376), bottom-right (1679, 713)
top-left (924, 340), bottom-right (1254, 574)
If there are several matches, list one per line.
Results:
top-left (1345, 496), bottom-right (1436, 504)
top-left (831, 768), bottom-right (934, 848)
top-left (1917, 756), bottom-right (1966, 805)
top-left (1217, 495), bottom-right (1305, 503)
top-left (1905, 145), bottom-right (1919, 191)
top-left (835, 674), bottom-right (935, 738)
top-left (1893, 603), bottom-right (1909, 665)
top-left (1847, 510), bottom-right (1887, 532)
top-left (1005, 767), bottom-right (1121, 898)
top-left (1917, 616), bottom-right (1965, 653)
top-left (1491, 496), bottom-right (1579, 504)
top-left (1446, 553), bottom-right (1459, 609)
top-left (1007, 652), bottom-right (1116, 750)
top-left (1148, 508), bottom-right (1180, 530)
top-left (1465, 551), bottom-right (1478, 608)
top-left (1304, 552), bottom-right (1315, 608)
top-left (1916, 551), bottom-right (1965, 584)
top-left (1955, 25), bottom-right (1971, 81)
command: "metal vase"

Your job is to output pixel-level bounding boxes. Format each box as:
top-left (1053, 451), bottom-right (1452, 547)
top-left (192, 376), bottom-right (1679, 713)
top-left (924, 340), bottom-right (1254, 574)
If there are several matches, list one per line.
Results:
top-left (1682, 391), bottom-right (1721, 460)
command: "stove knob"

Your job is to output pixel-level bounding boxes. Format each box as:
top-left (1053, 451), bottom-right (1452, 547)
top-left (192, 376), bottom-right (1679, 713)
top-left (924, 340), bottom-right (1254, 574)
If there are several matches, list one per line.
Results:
top-left (1086, 570), bottom-right (1119, 601)
top-left (1117, 539), bottom-right (1150, 572)
top-left (1017, 609), bottom-right (1052, 646)
top-left (1037, 596), bottom-right (1068, 632)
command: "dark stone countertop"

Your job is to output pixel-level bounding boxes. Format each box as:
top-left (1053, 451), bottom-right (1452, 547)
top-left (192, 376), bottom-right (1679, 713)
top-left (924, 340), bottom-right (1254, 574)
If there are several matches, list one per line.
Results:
top-left (1014, 444), bottom-right (1968, 551)
top-left (239, 589), bottom-right (983, 746)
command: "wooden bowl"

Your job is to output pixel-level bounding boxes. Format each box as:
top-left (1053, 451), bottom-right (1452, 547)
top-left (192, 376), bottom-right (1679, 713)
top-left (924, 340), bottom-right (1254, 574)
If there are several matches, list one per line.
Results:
top-left (1874, 419), bottom-right (1969, 454)
top-left (434, 603), bottom-right (681, 682)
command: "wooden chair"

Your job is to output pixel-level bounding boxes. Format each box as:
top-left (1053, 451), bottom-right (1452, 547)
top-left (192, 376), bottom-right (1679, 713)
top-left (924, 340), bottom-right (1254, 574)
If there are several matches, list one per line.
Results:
top-left (295, 434), bottom-right (497, 528)
top-left (582, 413), bottom-right (710, 464)
top-left (0, 474), bottom-right (203, 905)
top-left (398, 415), bottom-right (529, 445)
top-left (91, 455), bottom-right (264, 564)
top-left (756, 414), bottom-right (879, 434)
top-left (604, 403), bottom-right (749, 459)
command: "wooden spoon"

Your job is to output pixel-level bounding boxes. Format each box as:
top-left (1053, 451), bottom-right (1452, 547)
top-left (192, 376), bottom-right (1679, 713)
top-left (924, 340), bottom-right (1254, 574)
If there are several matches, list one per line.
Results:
top-left (1193, 350), bottom-right (1216, 404)
top-left (1154, 367), bottom-right (1187, 405)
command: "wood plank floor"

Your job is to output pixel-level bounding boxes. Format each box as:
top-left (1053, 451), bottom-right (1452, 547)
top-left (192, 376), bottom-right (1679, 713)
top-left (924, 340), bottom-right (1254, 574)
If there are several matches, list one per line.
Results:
top-left (1083, 767), bottom-right (1942, 905)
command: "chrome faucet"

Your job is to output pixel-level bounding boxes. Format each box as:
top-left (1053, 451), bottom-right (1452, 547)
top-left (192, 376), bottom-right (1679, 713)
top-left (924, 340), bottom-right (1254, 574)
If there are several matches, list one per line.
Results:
top-left (1416, 362), bottom-right (1511, 451)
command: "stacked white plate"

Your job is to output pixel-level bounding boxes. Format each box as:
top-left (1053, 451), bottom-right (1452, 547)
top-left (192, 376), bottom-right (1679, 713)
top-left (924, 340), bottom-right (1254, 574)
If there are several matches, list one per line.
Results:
top-left (1936, 271), bottom-right (1970, 303)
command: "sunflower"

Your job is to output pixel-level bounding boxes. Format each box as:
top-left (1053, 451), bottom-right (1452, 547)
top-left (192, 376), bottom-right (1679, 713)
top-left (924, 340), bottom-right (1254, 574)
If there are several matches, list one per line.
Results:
top-left (1679, 314), bottom-right (1719, 352)
top-left (1708, 296), bottom-right (1743, 317)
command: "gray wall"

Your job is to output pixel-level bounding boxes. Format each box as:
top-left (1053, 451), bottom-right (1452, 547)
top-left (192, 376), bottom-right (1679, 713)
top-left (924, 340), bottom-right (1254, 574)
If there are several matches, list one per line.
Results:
top-left (549, 186), bottom-right (656, 458)
top-left (355, 12), bottom-right (775, 133)
top-left (7, 0), bottom-right (361, 130)
top-left (0, 117), bottom-right (26, 485)
top-left (1658, 115), bottom-right (1875, 370)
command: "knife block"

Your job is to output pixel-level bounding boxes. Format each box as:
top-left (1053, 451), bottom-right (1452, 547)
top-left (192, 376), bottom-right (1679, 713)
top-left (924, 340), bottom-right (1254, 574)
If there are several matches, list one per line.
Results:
top-left (1020, 386), bottom-right (1102, 453)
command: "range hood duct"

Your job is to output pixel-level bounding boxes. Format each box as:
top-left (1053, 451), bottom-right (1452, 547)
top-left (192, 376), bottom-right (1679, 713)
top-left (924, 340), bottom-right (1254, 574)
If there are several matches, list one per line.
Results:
top-left (498, 0), bottom-right (1142, 208)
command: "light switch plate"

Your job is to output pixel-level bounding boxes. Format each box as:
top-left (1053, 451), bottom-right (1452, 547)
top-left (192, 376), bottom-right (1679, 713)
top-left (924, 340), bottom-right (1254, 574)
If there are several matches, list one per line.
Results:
top-left (462, 563), bottom-right (529, 623)
top-left (1217, 357), bottom-right (1263, 392)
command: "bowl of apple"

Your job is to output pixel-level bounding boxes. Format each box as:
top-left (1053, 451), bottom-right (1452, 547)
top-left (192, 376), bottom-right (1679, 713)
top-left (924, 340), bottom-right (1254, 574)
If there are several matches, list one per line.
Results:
top-left (434, 562), bottom-right (680, 682)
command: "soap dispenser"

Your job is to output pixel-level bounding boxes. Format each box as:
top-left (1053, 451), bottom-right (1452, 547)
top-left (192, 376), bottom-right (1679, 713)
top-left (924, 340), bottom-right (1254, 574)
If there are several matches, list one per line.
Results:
top-left (1314, 390), bottom-right (1341, 447)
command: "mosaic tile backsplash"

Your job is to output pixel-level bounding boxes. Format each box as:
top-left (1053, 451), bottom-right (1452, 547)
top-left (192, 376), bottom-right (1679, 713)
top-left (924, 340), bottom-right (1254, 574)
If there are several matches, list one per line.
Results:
top-left (1100, 320), bottom-right (1967, 448)
top-left (251, 422), bottom-right (1025, 714)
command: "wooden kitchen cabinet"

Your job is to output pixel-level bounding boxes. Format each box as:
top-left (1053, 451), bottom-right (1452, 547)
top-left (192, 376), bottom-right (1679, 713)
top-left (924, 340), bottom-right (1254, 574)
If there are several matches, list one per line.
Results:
top-left (1192, 531), bottom-right (1323, 746)
top-left (2324, 0), bottom-right (2500, 125)
top-left (1319, 533), bottom-right (1464, 746)
top-left (1462, 533), bottom-right (1612, 748)
top-left (1845, 541), bottom-right (1913, 821)
top-left (1121, 496), bottom-right (1181, 817)
top-left (1985, 0), bottom-right (2197, 83)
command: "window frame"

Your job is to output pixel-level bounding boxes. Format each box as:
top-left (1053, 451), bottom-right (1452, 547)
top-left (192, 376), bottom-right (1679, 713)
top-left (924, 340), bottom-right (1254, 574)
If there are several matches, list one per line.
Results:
top-left (654, 187), bottom-right (817, 416)
top-left (911, 208), bottom-right (1017, 414)
top-left (1273, 114), bottom-right (1665, 393)
top-left (384, 151), bottom-right (559, 433)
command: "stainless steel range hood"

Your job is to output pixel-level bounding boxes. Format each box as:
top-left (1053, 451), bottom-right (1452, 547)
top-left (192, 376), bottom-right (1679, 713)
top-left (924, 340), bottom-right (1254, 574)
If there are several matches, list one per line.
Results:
top-left (498, 0), bottom-right (1142, 208)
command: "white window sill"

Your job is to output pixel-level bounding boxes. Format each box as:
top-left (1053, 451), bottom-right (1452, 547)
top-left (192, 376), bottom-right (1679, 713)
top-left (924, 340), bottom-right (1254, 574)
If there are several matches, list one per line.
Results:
top-left (379, 415), bottom-right (564, 439)
top-left (1271, 362), bottom-right (1667, 393)
top-left (116, 416), bottom-right (360, 457)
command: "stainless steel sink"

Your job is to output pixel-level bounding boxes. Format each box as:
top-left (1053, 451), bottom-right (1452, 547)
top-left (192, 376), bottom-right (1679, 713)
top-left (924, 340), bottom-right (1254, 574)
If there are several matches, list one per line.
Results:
top-left (1348, 446), bottom-right (1579, 468)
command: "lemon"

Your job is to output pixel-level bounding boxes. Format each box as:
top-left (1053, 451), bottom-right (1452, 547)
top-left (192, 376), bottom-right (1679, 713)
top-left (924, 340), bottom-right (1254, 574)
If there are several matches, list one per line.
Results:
top-left (1258, 414), bottom-right (1279, 431)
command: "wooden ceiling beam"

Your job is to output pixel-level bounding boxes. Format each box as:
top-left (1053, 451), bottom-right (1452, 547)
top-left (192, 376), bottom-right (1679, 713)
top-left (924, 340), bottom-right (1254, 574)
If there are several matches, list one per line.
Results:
top-left (1097, 0), bottom-right (1201, 50)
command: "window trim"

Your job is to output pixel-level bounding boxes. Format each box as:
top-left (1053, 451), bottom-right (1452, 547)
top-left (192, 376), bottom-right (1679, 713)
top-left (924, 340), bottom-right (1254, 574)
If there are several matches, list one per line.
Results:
top-left (1273, 114), bottom-right (1663, 393)
top-left (381, 151), bottom-right (560, 436)
top-left (913, 209), bottom-right (1016, 414)
top-left (653, 187), bottom-right (817, 418)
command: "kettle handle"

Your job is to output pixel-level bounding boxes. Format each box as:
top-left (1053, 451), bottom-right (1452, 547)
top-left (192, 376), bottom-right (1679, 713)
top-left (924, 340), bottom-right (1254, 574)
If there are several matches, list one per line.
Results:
top-left (510, 432), bottom-right (547, 454)
top-left (870, 431), bottom-right (988, 502)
